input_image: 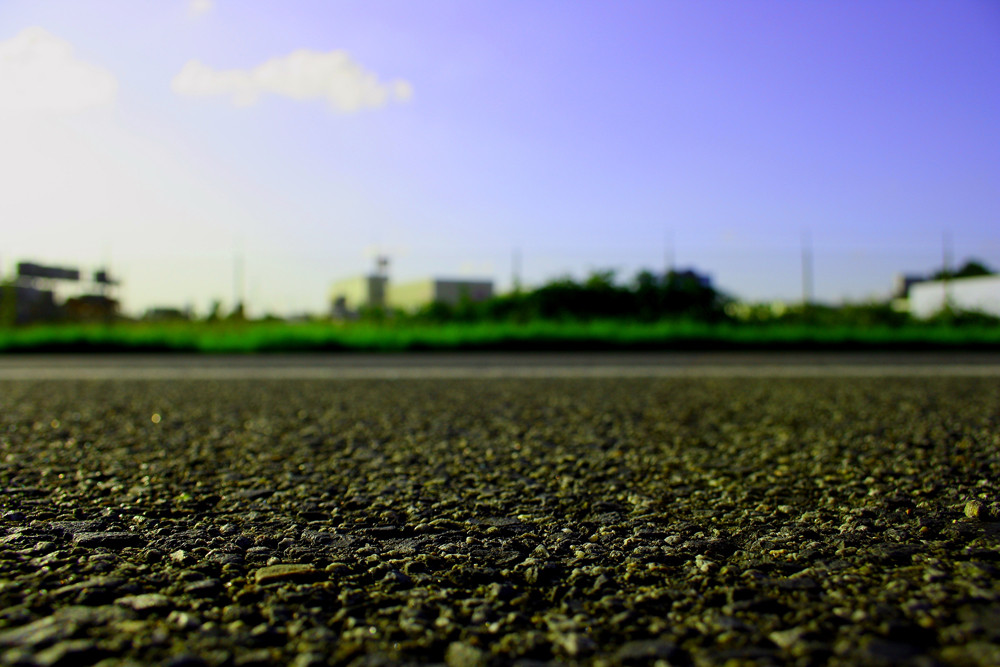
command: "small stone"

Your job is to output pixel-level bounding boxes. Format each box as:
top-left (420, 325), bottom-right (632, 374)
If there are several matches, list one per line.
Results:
top-left (940, 641), bottom-right (1000, 666)
top-left (33, 639), bottom-right (103, 667)
top-left (486, 582), bottom-right (515, 601)
top-left (253, 564), bottom-right (319, 585)
top-left (184, 579), bottom-right (223, 596)
top-left (51, 578), bottom-right (126, 604)
top-left (115, 594), bottom-right (172, 613)
top-left (614, 639), bottom-right (679, 663)
top-left (164, 655), bottom-right (208, 667)
top-left (245, 547), bottom-right (271, 560)
top-left (965, 500), bottom-right (991, 521)
top-left (0, 617), bottom-right (70, 648)
top-left (290, 652), bottom-right (326, 667)
top-left (769, 626), bottom-right (808, 650)
top-left (0, 607), bottom-right (128, 648)
top-left (859, 638), bottom-right (921, 663)
top-left (324, 562), bottom-right (350, 576)
top-left (167, 611), bottom-right (200, 630)
top-left (233, 648), bottom-right (274, 666)
top-left (445, 641), bottom-right (487, 667)
top-left (694, 555), bottom-right (716, 573)
top-left (777, 577), bottom-right (818, 590)
top-left (73, 532), bottom-right (145, 549)
top-left (56, 606), bottom-right (130, 625)
top-left (382, 569), bottom-right (412, 586)
top-left (923, 568), bottom-right (948, 583)
top-left (555, 632), bottom-right (596, 656)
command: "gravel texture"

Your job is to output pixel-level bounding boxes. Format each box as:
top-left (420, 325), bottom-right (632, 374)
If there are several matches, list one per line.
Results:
top-left (1, 376), bottom-right (999, 666)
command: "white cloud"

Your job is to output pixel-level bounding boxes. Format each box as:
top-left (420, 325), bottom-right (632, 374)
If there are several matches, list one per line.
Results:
top-left (0, 27), bottom-right (117, 113)
top-left (171, 49), bottom-right (412, 112)
top-left (188, 0), bottom-right (214, 17)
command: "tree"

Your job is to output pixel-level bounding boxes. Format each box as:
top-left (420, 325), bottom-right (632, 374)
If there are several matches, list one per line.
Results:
top-left (205, 300), bottom-right (222, 322)
top-left (227, 302), bottom-right (245, 321)
top-left (933, 259), bottom-right (994, 280)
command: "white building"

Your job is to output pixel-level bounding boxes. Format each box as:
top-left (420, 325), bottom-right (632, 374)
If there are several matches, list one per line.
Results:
top-left (389, 278), bottom-right (493, 311)
top-left (329, 274), bottom-right (388, 317)
top-left (909, 274), bottom-right (1000, 319)
top-left (330, 274), bottom-right (494, 316)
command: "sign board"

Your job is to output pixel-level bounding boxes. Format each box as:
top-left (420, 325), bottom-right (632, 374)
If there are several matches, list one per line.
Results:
top-left (17, 262), bottom-right (80, 281)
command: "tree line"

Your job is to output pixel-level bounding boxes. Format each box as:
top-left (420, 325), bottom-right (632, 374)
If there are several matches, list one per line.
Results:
top-left (398, 262), bottom-right (998, 326)
top-left (408, 269), bottom-right (729, 323)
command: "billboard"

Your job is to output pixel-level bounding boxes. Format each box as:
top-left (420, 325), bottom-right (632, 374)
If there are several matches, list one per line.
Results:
top-left (17, 262), bottom-right (80, 281)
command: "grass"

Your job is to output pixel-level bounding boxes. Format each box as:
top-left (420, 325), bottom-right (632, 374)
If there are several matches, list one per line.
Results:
top-left (0, 318), bottom-right (998, 353)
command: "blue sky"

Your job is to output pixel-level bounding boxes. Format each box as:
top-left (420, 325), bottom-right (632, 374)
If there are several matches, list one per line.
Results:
top-left (1, 0), bottom-right (998, 316)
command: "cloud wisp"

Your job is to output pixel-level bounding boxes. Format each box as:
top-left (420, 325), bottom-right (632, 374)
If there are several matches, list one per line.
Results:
top-left (0, 27), bottom-right (117, 113)
top-left (172, 49), bottom-right (412, 112)
top-left (188, 0), bottom-right (214, 17)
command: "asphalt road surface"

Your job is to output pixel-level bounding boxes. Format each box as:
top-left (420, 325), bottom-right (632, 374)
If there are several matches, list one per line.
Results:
top-left (1, 357), bottom-right (999, 665)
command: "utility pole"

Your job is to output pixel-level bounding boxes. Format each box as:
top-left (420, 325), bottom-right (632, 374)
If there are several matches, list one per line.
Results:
top-left (512, 247), bottom-right (522, 293)
top-left (801, 230), bottom-right (814, 305)
top-left (234, 240), bottom-right (245, 319)
top-left (943, 231), bottom-right (953, 312)
top-left (100, 242), bottom-right (112, 298)
top-left (665, 228), bottom-right (675, 278)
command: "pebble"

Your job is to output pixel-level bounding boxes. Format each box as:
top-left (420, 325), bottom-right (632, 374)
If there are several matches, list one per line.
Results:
top-left (33, 639), bottom-right (103, 667)
top-left (445, 641), bottom-right (488, 667)
top-left (554, 631), bottom-right (596, 656)
top-left (167, 611), bottom-right (200, 630)
top-left (0, 606), bottom-right (130, 648)
top-left (73, 532), bottom-right (146, 549)
top-left (115, 594), bottom-right (172, 612)
top-left (253, 564), bottom-right (320, 585)
top-left (613, 639), bottom-right (679, 663)
top-left (964, 500), bottom-right (992, 521)
top-left (769, 626), bottom-right (809, 650)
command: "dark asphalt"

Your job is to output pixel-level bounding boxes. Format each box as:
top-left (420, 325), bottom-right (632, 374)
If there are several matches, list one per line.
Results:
top-left (1, 374), bottom-right (999, 665)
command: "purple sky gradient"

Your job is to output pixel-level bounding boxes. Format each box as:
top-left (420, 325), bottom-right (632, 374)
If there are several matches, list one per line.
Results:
top-left (1, 0), bottom-right (997, 315)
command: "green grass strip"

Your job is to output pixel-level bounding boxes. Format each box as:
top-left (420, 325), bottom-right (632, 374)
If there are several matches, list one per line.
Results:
top-left (0, 319), bottom-right (998, 353)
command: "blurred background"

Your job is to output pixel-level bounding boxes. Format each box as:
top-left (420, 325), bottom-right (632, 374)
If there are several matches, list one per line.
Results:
top-left (1, 0), bottom-right (997, 320)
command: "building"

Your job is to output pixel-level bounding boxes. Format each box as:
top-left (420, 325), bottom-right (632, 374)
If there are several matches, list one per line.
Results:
top-left (1, 261), bottom-right (119, 324)
top-left (893, 273), bottom-right (926, 300)
top-left (64, 295), bottom-right (118, 322)
top-left (909, 274), bottom-right (1000, 318)
top-left (389, 278), bottom-right (494, 312)
top-left (329, 273), bottom-right (495, 317)
top-left (3, 284), bottom-right (59, 324)
top-left (329, 274), bottom-right (388, 317)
